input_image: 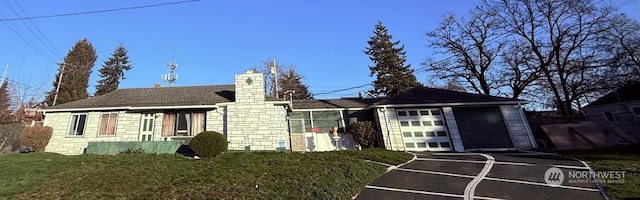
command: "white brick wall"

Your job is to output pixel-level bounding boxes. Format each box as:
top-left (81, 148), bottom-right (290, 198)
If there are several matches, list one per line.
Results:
top-left (442, 107), bottom-right (465, 152)
top-left (375, 108), bottom-right (404, 151)
top-left (44, 111), bottom-right (142, 155)
top-left (500, 105), bottom-right (536, 149)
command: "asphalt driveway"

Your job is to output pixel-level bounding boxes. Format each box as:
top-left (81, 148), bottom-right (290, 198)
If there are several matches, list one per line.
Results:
top-left (355, 152), bottom-right (606, 200)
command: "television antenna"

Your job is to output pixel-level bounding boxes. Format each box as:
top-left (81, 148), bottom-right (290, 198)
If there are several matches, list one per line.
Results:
top-left (162, 41), bottom-right (178, 86)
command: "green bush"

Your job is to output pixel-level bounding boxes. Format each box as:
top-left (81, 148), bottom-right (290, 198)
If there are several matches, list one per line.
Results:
top-left (347, 121), bottom-right (376, 148)
top-left (117, 148), bottom-right (146, 155)
top-left (189, 131), bottom-right (227, 157)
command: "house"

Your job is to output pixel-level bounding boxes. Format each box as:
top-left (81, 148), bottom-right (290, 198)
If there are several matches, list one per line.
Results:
top-left (582, 82), bottom-right (640, 135)
top-left (42, 70), bottom-right (291, 155)
top-left (41, 70), bottom-right (537, 155)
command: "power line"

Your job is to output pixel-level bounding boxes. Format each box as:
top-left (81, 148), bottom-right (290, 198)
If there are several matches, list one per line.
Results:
top-left (0, 0), bottom-right (202, 22)
top-left (0, 9), bottom-right (57, 63)
top-left (9, 0), bottom-right (63, 57)
top-left (314, 84), bottom-right (370, 95)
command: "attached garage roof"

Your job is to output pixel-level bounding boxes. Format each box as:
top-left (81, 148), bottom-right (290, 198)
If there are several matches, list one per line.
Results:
top-left (373, 87), bottom-right (526, 106)
top-left (292, 98), bottom-right (381, 109)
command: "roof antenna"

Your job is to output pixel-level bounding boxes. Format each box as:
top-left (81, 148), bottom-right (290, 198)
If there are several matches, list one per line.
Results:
top-left (162, 40), bottom-right (178, 87)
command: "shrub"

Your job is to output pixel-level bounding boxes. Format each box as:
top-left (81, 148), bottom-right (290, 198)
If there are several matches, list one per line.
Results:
top-left (347, 121), bottom-right (376, 148)
top-left (189, 131), bottom-right (227, 157)
top-left (118, 148), bottom-right (146, 155)
top-left (19, 126), bottom-right (53, 152)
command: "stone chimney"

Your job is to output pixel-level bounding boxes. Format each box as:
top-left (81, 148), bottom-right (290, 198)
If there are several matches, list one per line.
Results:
top-left (154, 83), bottom-right (162, 88)
top-left (235, 70), bottom-right (265, 104)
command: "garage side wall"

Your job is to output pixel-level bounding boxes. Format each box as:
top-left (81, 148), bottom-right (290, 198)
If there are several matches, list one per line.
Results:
top-left (499, 105), bottom-right (536, 149)
top-left (375, 108), bottom-right (404, 151)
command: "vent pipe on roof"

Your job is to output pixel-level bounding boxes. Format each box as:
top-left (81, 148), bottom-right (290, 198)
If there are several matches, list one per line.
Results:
top-left (154, 83), bottom-right (162, 88)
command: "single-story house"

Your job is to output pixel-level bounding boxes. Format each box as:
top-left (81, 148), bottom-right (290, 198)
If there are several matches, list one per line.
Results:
top-left (42, 70), bottom-right (537, 155)
top-left (582, 82), bottom-right (640, 135)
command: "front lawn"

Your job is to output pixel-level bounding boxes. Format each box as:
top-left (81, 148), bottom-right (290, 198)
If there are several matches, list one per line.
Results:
top-left (0, 149), bottom-right (412, 199)
top-left (562, 145), bottom-right (640, 200)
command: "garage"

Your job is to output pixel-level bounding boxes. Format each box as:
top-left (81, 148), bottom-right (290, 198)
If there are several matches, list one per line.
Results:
top-left (396, 108), bottom-right (452, 151)
top-left (452, 106), bottom-right (514, 149)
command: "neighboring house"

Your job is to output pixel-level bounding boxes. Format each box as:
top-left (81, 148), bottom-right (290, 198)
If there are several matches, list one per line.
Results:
top-left (582, 82), bottom-right (640, 135)
top-left (42, 70), bottom-right (537, 155)
top-left (42, 71), bottom-right (290, 155)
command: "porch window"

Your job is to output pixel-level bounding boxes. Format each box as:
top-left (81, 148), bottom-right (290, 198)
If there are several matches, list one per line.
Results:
top-left (162, 112), bottom-right (206, 136)
top-left (98, 113), bottom-right (118, 136)
top-left (68, 114), bottom-right (87, 136)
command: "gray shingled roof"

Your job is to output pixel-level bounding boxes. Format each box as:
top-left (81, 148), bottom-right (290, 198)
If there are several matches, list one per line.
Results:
top-left (292, 98), bottom-right (380, 109)
top-left (47, 85), bottom-right (237, 110)
top-left (374, 87), bottom-right (525, 105)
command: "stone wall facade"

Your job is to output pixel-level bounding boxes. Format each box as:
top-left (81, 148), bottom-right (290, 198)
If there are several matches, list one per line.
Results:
top-left (44, 111), bottom-right (143, 155)
top-left (224, 71), bottom-right (289, 151)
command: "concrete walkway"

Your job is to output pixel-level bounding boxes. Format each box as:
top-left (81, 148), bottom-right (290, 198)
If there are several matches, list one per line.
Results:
top-left (355, 152), bottom-right (606, 200)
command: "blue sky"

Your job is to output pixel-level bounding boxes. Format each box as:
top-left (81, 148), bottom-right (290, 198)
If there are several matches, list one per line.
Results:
top-left (1, 0), bottom-right (639, 100)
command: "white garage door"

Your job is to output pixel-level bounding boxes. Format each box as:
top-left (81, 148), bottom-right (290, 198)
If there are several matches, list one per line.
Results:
top-left (397, 109), bottom-right (452, 151)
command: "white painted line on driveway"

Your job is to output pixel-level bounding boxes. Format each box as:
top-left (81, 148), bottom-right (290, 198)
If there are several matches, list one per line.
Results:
top-left (365, 185), bottom-right (505, 200)
top-left (483, 177), bottom-right (601, 192)
top-left (464, 153), bottom-right (495, 200)
top-left (415, 158), bottom-right (589, 170)
top-left (394, 167), bottom-right (601, 192)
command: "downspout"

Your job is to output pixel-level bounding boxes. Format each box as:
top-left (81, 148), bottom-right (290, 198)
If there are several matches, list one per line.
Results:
top-left (518, 103), bottom-right (538, 148)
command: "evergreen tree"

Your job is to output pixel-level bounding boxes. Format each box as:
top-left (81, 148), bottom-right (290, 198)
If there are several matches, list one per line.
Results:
top-left (0, 81), bottom-right (14, 123)
top-left (277, 68), bottom-right (313, 100)
top-left (365, 21), bottom-right (420, 96)
top-left (95, 45), bottom-right (132, 96)
top-left (45, 39), bottom-right (97, 106)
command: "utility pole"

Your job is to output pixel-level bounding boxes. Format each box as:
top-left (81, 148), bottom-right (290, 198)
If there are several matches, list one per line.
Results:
top-left (52, 63), bottom-right (66, 106)
top-left (270, 57), bottom-right (278, 99)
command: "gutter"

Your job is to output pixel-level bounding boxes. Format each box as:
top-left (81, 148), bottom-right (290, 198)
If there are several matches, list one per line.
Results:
top-left (368, 101), bottom-right (529, 109)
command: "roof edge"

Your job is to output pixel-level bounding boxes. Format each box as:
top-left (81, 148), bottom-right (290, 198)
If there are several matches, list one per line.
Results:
top-left (369, 100), bottom-right (528, 108)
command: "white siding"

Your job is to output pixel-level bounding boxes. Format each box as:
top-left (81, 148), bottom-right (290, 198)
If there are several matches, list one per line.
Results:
top-left (374, 108), bottom-right (404, 151)
top-left (442, 107), bottom-right (465, 152)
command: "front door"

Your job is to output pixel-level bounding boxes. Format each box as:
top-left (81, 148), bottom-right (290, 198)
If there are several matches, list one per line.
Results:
top-left (139, 113), bottom-right (155, 141)
top-left (397, 109), bottom-right (452, 151)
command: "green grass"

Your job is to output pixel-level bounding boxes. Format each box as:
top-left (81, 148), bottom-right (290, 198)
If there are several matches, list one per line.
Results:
top-left (562, 145), bottom-right (640, 200)
top-left (0, 149), bottom-right (411, 200)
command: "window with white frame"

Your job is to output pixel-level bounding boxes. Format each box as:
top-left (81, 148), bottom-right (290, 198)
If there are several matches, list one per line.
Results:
top-left (98, 113), bottom-right (118, 136)
top-left (68, 114), bottom-right (87, 136)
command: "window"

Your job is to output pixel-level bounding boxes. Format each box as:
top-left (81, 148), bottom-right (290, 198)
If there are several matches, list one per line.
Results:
top-left (400, 121), bottom-right (410, 126)
top-left (431, 110), bottom-right (441, 115)
top-left (411, 121), bottom-right (421, 126)
top-left (440, 142), bottom-right (451, 147)
top-left (162, 112), bottom-right (206, 136)
top-left (408, 111), bottom-right (418, 116)
top-left (633, 107), bottom-right (640, 116)
top-left (417, 142), bottom-right (427, 148)
top-left (414, 131), bottom-right (424, 137)
top-left (397, 111), bottom-right (407, 116)
top-left (68, 114), bottom-right (87, 136)
top-left (428, 142), bottom-right (439, 147)
top-left (402, 132), bottom-right (412, 137)
top-left (604, 112), bottom-right (616, 122)
top-left (419, 110), bottom-right (430, 116)
top-left (437, 131), bottom-right (448, 136)
top-left (423, 121), bottom-right (432, 126)
top-left (405, 143), bottom-right (415, 148)
top-left (426, 131), bottom-right (435, 137)
top-left (434, 120), bottom-right (444, 126)
top-left (98, 113), bottom-right (118, 136)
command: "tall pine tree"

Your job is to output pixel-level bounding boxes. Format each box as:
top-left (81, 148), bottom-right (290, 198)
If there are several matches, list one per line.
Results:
top-left (365, 21), bottom-right (420, 96)
top-left (277, 68), bottom-right (313, 100)
top-left (0, 81), bottom-right (14, 123)
top-left (45, 38), bottom-right (97, 106)
top-left (95, 45), bottom-right (132, 96)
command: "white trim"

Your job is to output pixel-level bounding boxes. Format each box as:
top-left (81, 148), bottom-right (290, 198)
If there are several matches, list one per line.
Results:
top-left (370, 101), bottom-right (528, 108)
top-left (43, 105), bottom-right (218, 112)
top-left (97, 112), bottom-right (119, 137)
top-left (44, 107), bottom-right (131, 112)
